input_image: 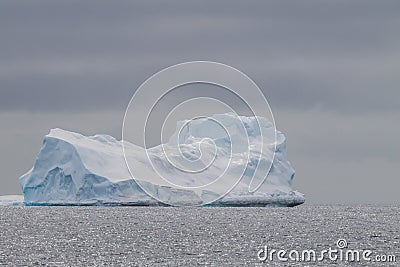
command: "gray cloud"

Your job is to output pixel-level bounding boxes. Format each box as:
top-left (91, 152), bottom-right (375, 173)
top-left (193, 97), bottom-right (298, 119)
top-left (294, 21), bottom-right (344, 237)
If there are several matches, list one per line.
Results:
top-left (1, 0), bottom-right (400, 113)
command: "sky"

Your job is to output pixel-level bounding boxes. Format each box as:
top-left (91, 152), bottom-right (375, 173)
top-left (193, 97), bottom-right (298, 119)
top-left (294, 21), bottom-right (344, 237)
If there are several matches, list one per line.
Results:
top-left (0, 0), bottom-right (399, 204)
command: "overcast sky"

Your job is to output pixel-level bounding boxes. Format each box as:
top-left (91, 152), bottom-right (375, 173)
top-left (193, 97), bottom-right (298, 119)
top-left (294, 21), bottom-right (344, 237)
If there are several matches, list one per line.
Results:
top-left (0, 0), bottom-right (399, 204)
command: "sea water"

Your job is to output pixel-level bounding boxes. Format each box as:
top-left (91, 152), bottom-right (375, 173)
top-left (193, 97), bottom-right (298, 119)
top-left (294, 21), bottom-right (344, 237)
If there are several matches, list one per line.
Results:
top-left (0, 205), bottom-right (398, 266)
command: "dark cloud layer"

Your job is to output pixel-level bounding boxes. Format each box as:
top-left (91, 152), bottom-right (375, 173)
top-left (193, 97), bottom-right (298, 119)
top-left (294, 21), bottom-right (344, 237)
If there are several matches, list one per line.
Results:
top-left (1, 0), bottom-right (399, 113)
top-left (0, 1), bottom-right (399, 203)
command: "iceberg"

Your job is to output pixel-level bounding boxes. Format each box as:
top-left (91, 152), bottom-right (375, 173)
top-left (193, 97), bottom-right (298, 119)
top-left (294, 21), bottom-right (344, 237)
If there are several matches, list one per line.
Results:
top-left (19, 113), bottom-right (304, 207)
top-left (0, 195), bottom-right (24, 206)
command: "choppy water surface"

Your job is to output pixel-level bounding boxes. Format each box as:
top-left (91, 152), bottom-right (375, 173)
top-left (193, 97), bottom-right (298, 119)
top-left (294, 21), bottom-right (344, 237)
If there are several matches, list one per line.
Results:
top-left (0, 205), bottom-right (398, 266)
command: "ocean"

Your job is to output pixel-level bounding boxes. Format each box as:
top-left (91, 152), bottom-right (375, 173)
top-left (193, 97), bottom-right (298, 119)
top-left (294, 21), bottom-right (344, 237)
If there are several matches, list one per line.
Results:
top-left (0, 205), bottom-right (398, 266)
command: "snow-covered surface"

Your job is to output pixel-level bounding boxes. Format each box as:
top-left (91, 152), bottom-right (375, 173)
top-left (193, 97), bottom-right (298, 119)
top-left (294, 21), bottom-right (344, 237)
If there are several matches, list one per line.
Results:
top-left (19, 113), bottom-right (305, 206)
top-left (0, 195), bottom-right (24, 206)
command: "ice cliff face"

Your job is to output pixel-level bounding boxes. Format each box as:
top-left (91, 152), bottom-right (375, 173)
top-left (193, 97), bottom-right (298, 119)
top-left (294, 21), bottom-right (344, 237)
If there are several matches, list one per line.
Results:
top-left (19, 114), bottom-right (304, 206)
